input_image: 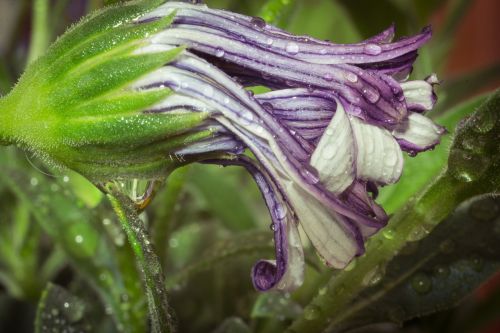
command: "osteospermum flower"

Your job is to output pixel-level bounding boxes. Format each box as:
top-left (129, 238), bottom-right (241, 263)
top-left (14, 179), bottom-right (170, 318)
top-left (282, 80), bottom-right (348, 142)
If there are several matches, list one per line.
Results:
top-left (0, 0), bottom-right (444, 291)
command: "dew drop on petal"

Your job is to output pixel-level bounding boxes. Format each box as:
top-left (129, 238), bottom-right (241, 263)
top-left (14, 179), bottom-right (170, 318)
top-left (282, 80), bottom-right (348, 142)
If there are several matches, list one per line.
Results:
top-left (320, 48), bottom-right (327, 55)
top-left (285, 42), bottom-right (300, 54)
top-left (364, 43), bottom-right (382, 55)
top-left (323, 73), bottom-right (333, 81)
top-left (344, 72), bottom-right (358, 83)
top-left (251, 16), bottom-right (266, 28)
top-left (215, 48), bottom-right (225, 57)
top-left (362, 88), bottom-right (380, 103)
top-left (266, 38), bottom-right (274, 45)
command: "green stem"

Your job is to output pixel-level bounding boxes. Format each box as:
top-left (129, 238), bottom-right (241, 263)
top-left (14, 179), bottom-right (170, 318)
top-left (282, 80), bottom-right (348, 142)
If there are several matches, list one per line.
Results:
top-left (27, 0), bottom-right (50, 64)
top-left (108, 187), bottom-right (175, 333)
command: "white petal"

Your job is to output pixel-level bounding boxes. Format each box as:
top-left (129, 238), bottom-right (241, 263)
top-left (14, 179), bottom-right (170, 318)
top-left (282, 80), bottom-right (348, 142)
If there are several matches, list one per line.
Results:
top-left (400, 79), bottom-right (435, 111)
top-left (310, 101), bottom-right (355, 194)
top-left (392, 112), bottom-right (444, 150)
top-left (350, 117), bottom-right (403, 185)
top-left (285, 181), bottom-right (358, 268)
top-left (275, 217), bottom-right (305, 291)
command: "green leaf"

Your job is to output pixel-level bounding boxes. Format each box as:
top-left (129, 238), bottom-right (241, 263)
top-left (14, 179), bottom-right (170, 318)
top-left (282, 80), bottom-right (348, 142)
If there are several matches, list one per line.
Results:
top-left (189, 164), bottom-right (259, 232)
top-left (251, 292), bottom-right (302, 320)
top-left (166, 230), bottom-right (274, 288)
top-left (258, 0), bottom-right (296, 27)
top-left (326, 196), bottom-right (500, 332)
top-left (378, 93), bottom-right (490, 213)
top-left (35, 283), bottom-right (90, 333)
top-left (286, 0), bottom-right (361, 43)
top-left (0, 148), bottom-right (148, 333)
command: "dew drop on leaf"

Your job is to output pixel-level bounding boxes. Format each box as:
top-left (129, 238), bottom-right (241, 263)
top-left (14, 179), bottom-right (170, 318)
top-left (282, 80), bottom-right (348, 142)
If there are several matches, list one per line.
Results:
top-left (411, 272), bottom-right (432, 295)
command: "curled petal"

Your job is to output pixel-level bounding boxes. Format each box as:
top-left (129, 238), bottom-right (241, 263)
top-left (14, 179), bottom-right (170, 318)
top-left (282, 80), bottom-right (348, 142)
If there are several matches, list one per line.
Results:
top-left (400, 75), bottom-right (439, 112)
top-left (208, 156), bottom-right (305, 291)
top-left (393, 112), bottom-right (446, 153)
top-left (310, 98), bottom-right (355, 194)
top-left (350, 116), bottom-right (404, 185)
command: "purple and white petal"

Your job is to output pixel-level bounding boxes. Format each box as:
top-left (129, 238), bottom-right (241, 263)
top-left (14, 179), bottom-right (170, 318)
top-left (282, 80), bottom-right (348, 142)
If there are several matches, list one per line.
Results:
top-left (310, 98), bottom-right (355, 194)
top-left (400, 75), bottom-right (438, 112)
top-left (392, 112), bottom-right (446, 153)
top-left (350, 116), bottom-right (404, 185)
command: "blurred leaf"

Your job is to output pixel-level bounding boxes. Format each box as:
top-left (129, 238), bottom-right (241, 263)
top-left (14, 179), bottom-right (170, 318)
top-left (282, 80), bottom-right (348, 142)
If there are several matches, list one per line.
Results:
top-left (251, 292), bottom-right (302, 320)
top-left (378, 93), bottom-right (490, 213)
top-left (0, 149), bottom-right (148, 333)
top-left (190, 165), bottom-right (258, 231)
top-left (212, 317), bottom-right (251, 333)
top-left (167, 230), bottom-right (274, 288)
top-left (329, 195), bottom-right (500, 332)
top-left (152, 166), bottom-right (189, 267)
top-left (67, 171), bottom-right (104, 208)
top-left (258, 0), bottom-right (296, 26)
top-left (288, 90), bottom-right (500, 333)
top-left (286, 0), bottom-right (361, 43)
top-left (338, 0), bottom-right (414, 38)
top-left (35, 283), bottom-right (90, 333)
top-left (435, 65), bottom-right (500, 114)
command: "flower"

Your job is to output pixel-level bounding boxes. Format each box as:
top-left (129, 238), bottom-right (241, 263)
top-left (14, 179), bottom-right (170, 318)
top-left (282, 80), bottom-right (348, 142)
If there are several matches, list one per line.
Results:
top-left (0, 1), bottom-right (444, 291)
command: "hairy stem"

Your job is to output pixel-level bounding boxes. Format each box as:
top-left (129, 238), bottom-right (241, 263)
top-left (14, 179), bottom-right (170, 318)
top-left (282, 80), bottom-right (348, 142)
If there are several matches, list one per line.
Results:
top-left (108, 186), bottom-right (175, 333)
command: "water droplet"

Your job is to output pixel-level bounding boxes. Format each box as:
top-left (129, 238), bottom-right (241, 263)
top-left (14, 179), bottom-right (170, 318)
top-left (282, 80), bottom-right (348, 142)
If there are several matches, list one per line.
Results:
top-left (63, 175), bottom-right (70, 182)
top-left (411, 272), bottom-right (432, 294)
top-left (285, 42), bottom-right (299, 54)
top-left (449, 149), bottom-right (490, 183)
top-left (169, 238), bottom-right (179, 248)
top-left (323, 73), bottom-right (333, 81)
top-left (407, 224), bottom-right (430, 241)
top-left (344, 72), bottom-right (358, 83)
top-left (116, 179), bottom-right (162, 210)
top-left (203, 85), bottom-right (214, 97)
top-left (469, 197), bottom-right (499, 222)
top-left (320, 49), bottom-right (327, 55)
top-left (269, 223), bottom-right (277, 231)
top-left (75, 235), bottom-right (84, 244)
top-left (251, 16), bottom-right (266, 28)
top-left (364, 43), bottom-right (382, 55)
top-left (303, 305), bottom-right (321, 320)
top-left (362, 87), bottom-right (380, 103)
top-left (362, 264), bottom-right (386, 286)
top-left (433, 265), bottom-right (450, 278)
top-left (30, 177), bottom-right (39, 186)
top-left (275, 204), bottom-right (287, 220)
top-left (215, 48), bottom-right (225, 57)
top-left (382, 229), bottom-right (395, 240)
top-left (300, 167), bottom-right (320, 184)
top-left (266, 38), bottom-right (274, 45)
top-left (472, 109), bottom-right (496, 133)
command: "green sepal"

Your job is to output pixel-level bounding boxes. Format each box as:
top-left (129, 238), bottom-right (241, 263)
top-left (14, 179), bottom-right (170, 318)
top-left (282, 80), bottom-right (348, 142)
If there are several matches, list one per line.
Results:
top-left (0, 1), bottom-right (215, 182)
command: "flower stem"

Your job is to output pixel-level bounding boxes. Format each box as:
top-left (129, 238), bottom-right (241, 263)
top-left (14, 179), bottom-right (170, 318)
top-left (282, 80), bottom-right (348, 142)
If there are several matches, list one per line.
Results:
top-left (107, 185), bottom-right (175, 333)
top-left (27, 0), bottom-right (50, 64)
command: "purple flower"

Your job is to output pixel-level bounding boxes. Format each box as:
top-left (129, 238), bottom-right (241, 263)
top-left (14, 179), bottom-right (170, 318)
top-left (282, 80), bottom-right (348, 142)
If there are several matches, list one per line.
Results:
top-left (130, 2), bottom-right (444, 291)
